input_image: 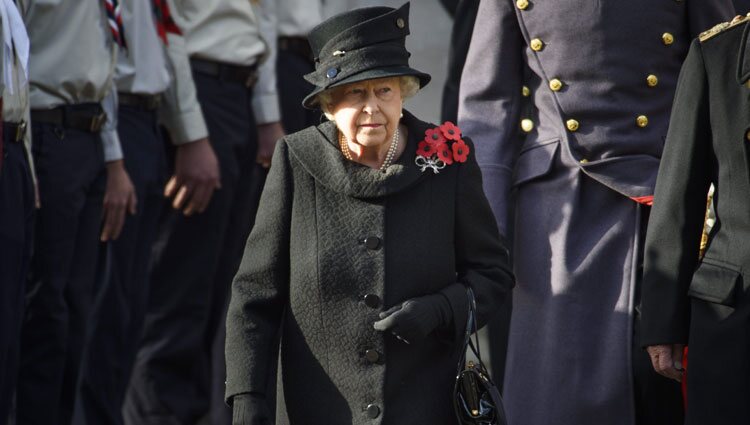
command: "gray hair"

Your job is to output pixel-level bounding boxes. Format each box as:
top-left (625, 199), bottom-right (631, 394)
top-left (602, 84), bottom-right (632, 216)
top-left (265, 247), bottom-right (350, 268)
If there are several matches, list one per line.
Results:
top-left (318, 75), bottom-right (420, 120)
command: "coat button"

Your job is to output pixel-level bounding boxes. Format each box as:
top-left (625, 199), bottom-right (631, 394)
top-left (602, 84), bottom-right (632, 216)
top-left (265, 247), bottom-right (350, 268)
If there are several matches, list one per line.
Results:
top-left (365, 349), bottom-right (381, 363)
top-left (363, 294), bottom-right (381, 308)
top-left (522, 85), bottom-right (531, 97)
top-left (366, 404), bottom-right (381, 418)
top-left (516, 0), bottom-right (529, 10)
top-left (364, 236), bottom-right (381, 250)
top-left (579, 158), bottom-right (589, 164)
top-left (396, 18), bottom-right (405, 28)
top-left (521, 119), bottom-right (534, 133)
top-left (662, 32), bottom-right (674, 45)
top-left (746, 129), bottom-right (750, 141)
top-left (636, 115), bottom-right (649, 128)
top-left (549, 78), bottom-right (563, 92)
top-left (566, 119), bottom-right (579, 132)
top-left (326, 68), bottom-right (338, 79)
top-left (646, 74), bottom-right (658, 87)
top-left (530, 38), bottom-right (544, 51)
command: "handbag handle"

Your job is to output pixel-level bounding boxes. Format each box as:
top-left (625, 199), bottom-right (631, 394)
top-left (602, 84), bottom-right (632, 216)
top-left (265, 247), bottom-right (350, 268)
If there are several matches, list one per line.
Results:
top-left (456, 286), bottom-right (487, 375)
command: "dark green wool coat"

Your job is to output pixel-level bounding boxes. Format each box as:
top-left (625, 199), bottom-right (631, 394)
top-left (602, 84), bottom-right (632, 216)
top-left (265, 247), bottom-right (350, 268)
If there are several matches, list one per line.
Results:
top-left (641, 20), bottom-right (750, 424)
top-left (225, 111), bottom-right (514, 425)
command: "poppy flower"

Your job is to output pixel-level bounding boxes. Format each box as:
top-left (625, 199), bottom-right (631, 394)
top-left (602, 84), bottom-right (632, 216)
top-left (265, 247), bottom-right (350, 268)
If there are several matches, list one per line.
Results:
top-left (417, 140), bottom-right (437, 157)
top-left (452, 140), bottom-right (470, 163)
top-left (424, 128), bottom-right (447, 146)
top-left (436, 143), bottom-right (453, 165)
top-left (440, 121), bottom-right (462, 141)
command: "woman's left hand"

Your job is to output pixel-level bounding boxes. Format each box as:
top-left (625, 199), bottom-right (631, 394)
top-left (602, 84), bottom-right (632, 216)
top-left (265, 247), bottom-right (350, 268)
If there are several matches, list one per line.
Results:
top-left (373, 293), bottom-right (452, 344)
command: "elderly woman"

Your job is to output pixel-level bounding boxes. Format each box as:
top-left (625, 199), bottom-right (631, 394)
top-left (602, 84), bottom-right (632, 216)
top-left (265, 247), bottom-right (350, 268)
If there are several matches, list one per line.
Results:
top-left (224, 4), bottom-right (514, 424)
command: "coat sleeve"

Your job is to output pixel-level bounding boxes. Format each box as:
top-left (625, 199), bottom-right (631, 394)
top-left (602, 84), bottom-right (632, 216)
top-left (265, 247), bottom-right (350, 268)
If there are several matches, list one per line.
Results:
top-left (457, 0), bottom-right (525, 240)
top-left (640, 40), bottom-right (713, 347)
top-left (687, 0), bottom-right (735, 38)
top-left (442, 137), bottom-right (515, 342)
top-left (225, 139), bottom-right (292, 401)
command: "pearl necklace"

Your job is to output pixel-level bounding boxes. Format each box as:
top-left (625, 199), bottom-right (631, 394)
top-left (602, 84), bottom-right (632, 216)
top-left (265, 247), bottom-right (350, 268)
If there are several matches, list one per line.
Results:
top-left (339, 127), bottom-right (400, 172)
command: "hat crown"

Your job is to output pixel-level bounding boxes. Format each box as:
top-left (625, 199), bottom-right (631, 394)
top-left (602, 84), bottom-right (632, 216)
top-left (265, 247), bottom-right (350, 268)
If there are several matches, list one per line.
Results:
top-left (308, 3), bottom-right (410, 62)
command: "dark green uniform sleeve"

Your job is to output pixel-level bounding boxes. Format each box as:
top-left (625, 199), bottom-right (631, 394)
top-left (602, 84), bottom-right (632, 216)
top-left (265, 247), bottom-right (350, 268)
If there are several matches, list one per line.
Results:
top-left (640, 40), bottom-right (714, 347)
top-left (442, 137), bottom-right (515, 342)
top-left (225, 139), bottom-right (292, 401)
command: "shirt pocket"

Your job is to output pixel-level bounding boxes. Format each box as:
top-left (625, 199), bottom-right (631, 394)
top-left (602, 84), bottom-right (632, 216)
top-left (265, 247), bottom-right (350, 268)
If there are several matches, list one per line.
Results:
top-left (687, 258), bottom-right (742, 307)
top-left (512, 139), bottom-right (559, 187)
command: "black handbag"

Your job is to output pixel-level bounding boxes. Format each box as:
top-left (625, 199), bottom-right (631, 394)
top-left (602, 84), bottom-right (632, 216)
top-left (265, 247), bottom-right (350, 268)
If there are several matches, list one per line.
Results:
top-left (453, 287), bottom-right (508, 425)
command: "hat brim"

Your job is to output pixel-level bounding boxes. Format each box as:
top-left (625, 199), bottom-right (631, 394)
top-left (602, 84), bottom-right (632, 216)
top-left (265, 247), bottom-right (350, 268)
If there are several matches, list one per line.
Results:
top-left (302, 66), bottom-right (431, 110)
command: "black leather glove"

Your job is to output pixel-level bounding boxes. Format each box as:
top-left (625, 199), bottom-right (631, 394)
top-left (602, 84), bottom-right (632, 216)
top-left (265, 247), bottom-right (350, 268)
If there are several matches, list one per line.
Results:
top-left (373, 293), bottom-right (452, 344)
top-left (232, 392), bottom-right (271, 425)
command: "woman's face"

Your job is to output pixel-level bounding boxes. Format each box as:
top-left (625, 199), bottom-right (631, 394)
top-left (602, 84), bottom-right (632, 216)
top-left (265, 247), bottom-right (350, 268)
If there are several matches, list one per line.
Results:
top-left (328, 77), bottom-right (403, 148)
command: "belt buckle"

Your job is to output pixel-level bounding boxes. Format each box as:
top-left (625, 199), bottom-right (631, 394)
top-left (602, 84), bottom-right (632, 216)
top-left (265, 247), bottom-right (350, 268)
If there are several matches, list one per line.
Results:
top-left (245, 72), bottom-right (258, 88)
top-left (15, 120), bottom-right (27, 142)
top-left (149, 95), bottom-right (162, 110)
top-left (90, 113), bottom-right (106, 132)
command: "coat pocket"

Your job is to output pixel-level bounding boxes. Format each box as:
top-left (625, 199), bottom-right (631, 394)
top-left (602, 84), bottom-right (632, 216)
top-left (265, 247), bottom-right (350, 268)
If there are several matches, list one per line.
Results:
top-left (687, 259), bottom-right (742, 307)
top-left (512, 139), bottom-right (559, 187)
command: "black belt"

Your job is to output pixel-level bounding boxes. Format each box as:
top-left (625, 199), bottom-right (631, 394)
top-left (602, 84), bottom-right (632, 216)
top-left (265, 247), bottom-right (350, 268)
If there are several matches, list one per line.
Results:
top-left (119, 92), bottom-right (162, 111)
top-left (190, 58), bottom-right (259, 88)
top-left (3, 121), bottom-right (27, 143)
top-left (278, 36), bottom-right (313, 62)
top-left (31, 104), bottom-right (107, 133)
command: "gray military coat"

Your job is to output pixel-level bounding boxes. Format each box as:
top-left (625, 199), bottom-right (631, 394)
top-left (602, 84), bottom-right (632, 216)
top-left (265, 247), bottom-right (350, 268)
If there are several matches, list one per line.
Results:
top-left (641, 19), bottom-right (750, 424)
top-left (225, 111), bottom-right (513, 425)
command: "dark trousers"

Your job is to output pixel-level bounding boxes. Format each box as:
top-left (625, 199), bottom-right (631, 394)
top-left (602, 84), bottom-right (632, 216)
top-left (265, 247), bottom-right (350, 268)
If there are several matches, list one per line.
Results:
top-left (0, 133), bottom-right (35, 423)
top-left (17, 122), bottom-right (106, 425)
top-left (277, 49), bottom-right (320, 133)
top-left (72, 105), bottom-right (166, 425)
top-left (124, 72), bottom-right (259, 425)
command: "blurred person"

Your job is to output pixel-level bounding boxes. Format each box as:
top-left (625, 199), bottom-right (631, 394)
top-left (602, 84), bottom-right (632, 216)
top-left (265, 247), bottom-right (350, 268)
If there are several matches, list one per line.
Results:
top-left (640, 14), bottom-right (750, 425)
top-left (72, 1), bottom-right (218, 424)
top-left (225, 5), bottom-right (513, 424)
top-left (15, 0), bottom-right (135, 424)
top-left (458, 1), bottom-right (734, 425)
top-left (0, 0), bottom-right (33, 421)
top-left (123, 0), bottom-right (284, 424)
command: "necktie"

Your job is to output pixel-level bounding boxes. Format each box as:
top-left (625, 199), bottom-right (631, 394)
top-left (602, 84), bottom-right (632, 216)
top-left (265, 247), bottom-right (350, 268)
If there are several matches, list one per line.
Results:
top-left (104, 0), bottom-right (126, 48)
top-left (153, 0), bottom-right (181, 45)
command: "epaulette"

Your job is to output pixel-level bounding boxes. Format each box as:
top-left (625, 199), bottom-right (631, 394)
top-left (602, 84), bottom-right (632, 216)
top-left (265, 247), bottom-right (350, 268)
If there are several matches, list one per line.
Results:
top-left (699, 14), bottom-right (749, 43)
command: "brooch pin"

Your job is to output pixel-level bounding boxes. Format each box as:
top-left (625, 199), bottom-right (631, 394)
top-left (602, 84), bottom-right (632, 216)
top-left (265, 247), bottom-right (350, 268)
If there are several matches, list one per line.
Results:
top-left (414, 121), bottom-right (470, 174)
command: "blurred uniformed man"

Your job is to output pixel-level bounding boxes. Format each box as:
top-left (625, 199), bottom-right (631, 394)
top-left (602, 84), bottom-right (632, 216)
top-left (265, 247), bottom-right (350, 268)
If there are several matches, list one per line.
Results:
top-left (459, 1), bottom-right (734, 425)
top-left (0, 1), bottom-right (32, 421)
top-left (15, 0), bottom-right (135, 424)
top-left (73, 1), bottom-right (215, 424)
top-left (124, 1), bottom-right (283, 424)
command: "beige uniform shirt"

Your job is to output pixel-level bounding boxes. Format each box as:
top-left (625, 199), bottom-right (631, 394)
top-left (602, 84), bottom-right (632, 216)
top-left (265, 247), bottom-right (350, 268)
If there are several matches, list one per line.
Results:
top-left (18, 0), bottom-right (122, 161)
top-left (171, 0), bottom-right (279, 124)
top-left (116, 0), bottom-right (208, 144)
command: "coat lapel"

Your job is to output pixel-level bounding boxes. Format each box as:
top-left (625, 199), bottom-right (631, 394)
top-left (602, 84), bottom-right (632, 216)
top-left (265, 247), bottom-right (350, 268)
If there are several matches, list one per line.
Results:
top-left (286, 110), bottom-right (430, 199)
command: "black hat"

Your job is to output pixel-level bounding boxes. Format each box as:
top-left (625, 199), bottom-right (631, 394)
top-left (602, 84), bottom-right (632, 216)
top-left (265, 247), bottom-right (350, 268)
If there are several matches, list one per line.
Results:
top-left (302, 2), bottom-right (431, 109)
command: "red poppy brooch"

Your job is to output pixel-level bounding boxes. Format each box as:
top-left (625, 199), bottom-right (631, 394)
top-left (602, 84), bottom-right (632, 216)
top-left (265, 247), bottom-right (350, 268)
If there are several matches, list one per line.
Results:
top-left (415, 121), bottom-right (470, 173)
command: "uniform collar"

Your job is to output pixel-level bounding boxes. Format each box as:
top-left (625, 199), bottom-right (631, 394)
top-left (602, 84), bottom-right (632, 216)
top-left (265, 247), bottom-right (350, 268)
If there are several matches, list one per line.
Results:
top-left (286, 109), bottom-right (428, 199)
top-left (737, 21), bottom-right (750, 85)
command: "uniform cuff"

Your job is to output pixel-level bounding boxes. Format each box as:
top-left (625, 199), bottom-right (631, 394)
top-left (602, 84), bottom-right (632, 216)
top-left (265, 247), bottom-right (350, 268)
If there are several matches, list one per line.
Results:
top-left (164, 108), bottom-right (209, 145)
top-left (252, 93), bottom-right (281, 125)
top-left (101, 128), bottom-right (124, 162)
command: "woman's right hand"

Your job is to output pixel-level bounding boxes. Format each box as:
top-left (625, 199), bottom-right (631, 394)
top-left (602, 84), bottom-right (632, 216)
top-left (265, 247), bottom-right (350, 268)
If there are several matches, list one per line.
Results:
top-left (232, 393), bottom-right (272, 425)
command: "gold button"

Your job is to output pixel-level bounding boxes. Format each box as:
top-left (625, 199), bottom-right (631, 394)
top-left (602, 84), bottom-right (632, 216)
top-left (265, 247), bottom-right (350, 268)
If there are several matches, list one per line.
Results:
top-left (516, 0), bottom-right (529, 10)
top-left (579, 158), bottom-right (589, 164)
top-left (549, 78), bottom-right (563, 92)
top-left (530, 38), bottom-right (544, 51)
top-left (646, 74), bottom-right (658, 87)
top-left (662, 32), bottom-right (674, 45)
top-left (566, 119), bottom-right (579, 132)
top-left (522, 86), bottom-right (531, 97)
top-left (521, 119), bottom-right (534, 133)
top-left (745, 129), bottom-right (750, 141)
top-left (396, 18), bottom-right (405, 29)
top-left (636, 115), bottom-right (649, 128)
